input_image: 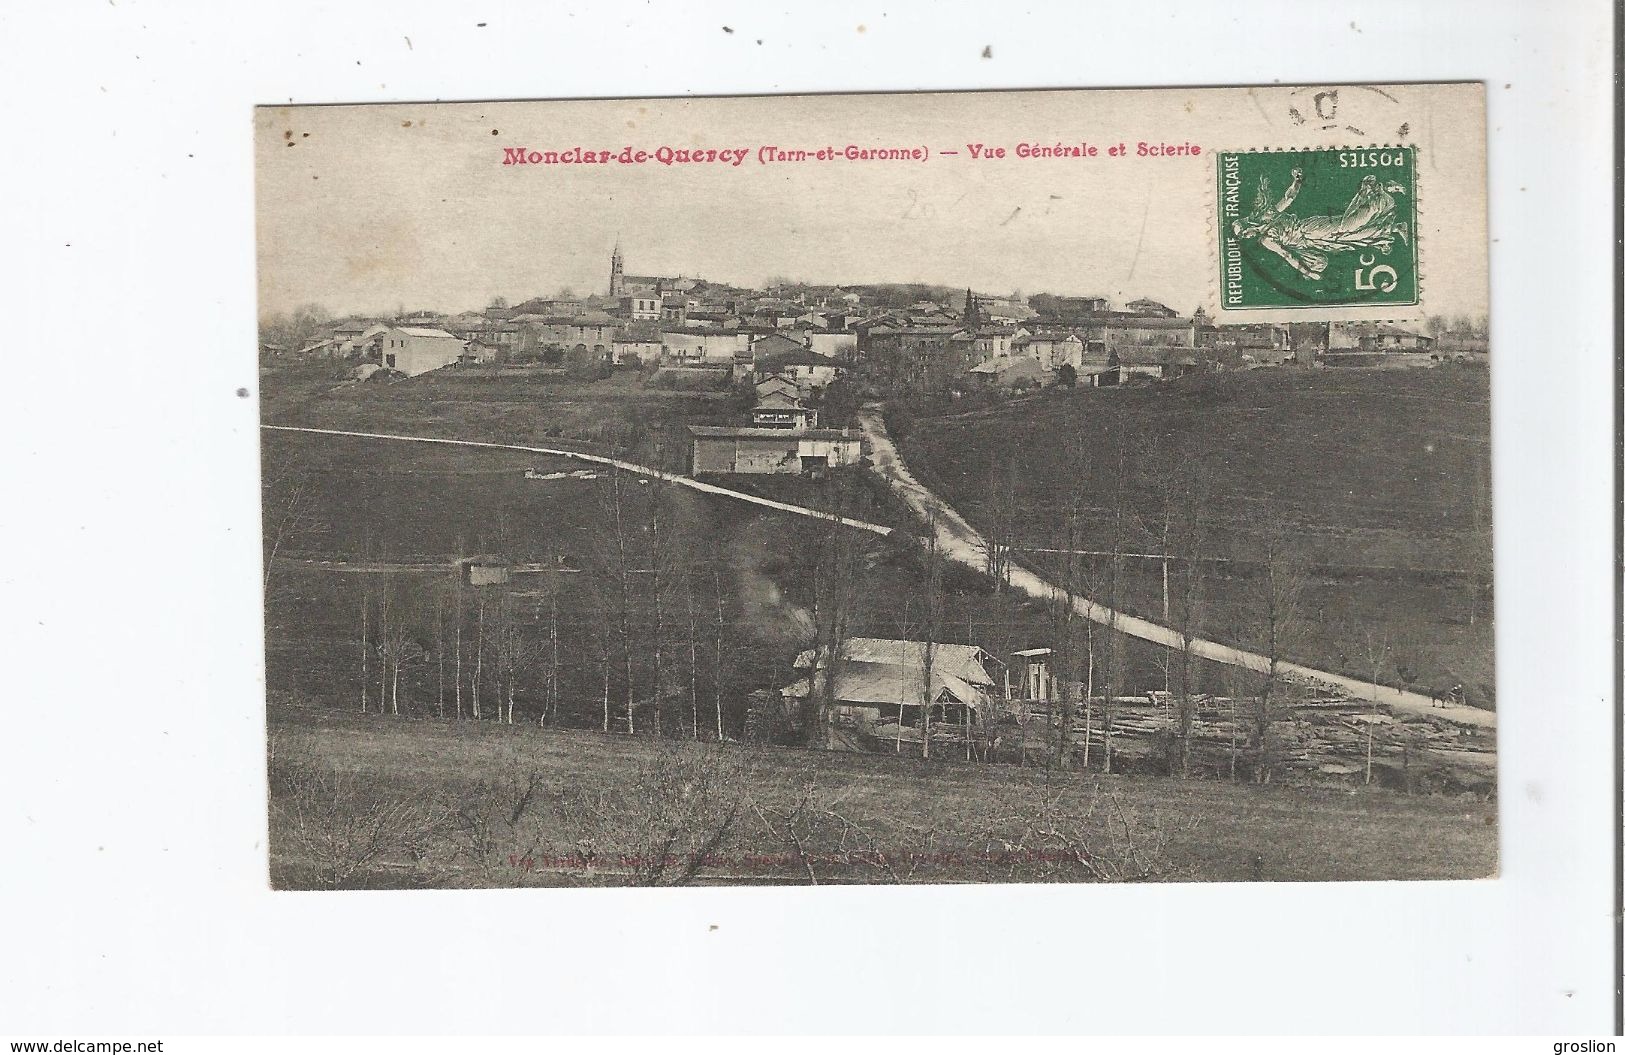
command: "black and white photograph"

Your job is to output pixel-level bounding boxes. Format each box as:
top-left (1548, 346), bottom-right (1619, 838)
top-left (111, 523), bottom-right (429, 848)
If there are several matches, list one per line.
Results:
top-left (257, 85), bottom-right (1497, 889)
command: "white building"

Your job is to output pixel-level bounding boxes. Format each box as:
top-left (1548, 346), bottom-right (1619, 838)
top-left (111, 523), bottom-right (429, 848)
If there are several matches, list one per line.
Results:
top-left (611, 338), bottom-right (663, 365)
top-left (688, 426), bottom-right (861, 474)
top-left (377, 326), bottom-right (465, 376)
top-left (661, 328), bottom-right (752, 365)
top-left (782, 638), bottom-right (1002, 731)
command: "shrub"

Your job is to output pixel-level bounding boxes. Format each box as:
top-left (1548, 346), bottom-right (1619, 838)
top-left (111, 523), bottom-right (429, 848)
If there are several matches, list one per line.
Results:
top-left (270, 760), bottom-right (448, 889)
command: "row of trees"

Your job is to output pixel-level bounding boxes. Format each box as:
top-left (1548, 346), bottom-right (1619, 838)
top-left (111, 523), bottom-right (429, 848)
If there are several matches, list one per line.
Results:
top-left (258, 302), bottom-right (332, 353)
top-left (346, 566), bottom-right (738, 739)
top-left (330, 452), bottom-right (750, 738)
top-left (969, 418), bottom-right (1317, 783)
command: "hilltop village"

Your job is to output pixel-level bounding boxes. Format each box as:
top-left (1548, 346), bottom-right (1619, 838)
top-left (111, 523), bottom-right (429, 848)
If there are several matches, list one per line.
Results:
top-left (261, 245), bottom-right (1486, 475)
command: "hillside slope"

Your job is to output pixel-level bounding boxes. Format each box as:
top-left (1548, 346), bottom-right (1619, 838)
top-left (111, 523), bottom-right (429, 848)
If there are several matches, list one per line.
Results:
top-left (896, 366), bottom-right (1494, 704)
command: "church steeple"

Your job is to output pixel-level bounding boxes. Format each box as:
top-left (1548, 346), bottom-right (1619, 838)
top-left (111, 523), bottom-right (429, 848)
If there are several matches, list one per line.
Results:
top-left (609, 240), bottom-right (625, 297)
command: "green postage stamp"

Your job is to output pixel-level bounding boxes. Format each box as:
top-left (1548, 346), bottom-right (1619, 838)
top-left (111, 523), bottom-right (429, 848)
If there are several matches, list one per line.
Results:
top-left (1217, 146), bottom-right (1418, 310)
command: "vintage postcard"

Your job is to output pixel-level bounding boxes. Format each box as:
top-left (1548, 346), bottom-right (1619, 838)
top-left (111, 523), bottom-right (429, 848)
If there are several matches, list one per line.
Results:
top-left (257, 83), bottom-right (1493, 889)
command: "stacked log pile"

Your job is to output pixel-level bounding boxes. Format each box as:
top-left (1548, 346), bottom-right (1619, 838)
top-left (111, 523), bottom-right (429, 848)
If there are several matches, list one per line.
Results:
top-left (1003, 693), bottom-right (1495, 792)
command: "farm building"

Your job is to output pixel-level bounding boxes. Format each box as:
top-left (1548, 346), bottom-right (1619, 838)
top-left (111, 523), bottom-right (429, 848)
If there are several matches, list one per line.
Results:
top-left (752, 344), bottom-right (845, 391)
top-left (967, 354), bottom-right (1048, 390)
top-left (749, 388), bottom-right (818, 430)
top-left (1100, 345), bottom-right (1200, 384)
top-left (610, 338), bottom-right (662, 365)
top-left (1009, 648), bottom-right (1056, 702)
top-left (330, 321), bottom-right (372, 355)
top-left (459, 556), bottom-right (512, 587)
top-left (1197, 322), bottom-right (1291, 366)
top-left (1319, 323), bottom-right (1438, 368)
top-left (688, 425), bottom-right (861, 474)
top-left (1017, 329), bottom-right (1086, 372)
top-left (782, 638), bottom-right (1003, 732)
top-left (1328, 322), bottom-right (1436, 352)
top-left (375, 326), bottom-right (465, 376)
top-left (754, 374), bottom-right (805, 402)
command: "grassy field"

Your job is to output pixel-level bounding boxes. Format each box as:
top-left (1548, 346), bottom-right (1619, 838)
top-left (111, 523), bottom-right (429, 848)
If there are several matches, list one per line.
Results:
top-left (260, 360), bottom-right (740, 468)
top-left (896, 365), bottom-right (1496, 706)
top-left (267, 705), bottom-right (1497, 888)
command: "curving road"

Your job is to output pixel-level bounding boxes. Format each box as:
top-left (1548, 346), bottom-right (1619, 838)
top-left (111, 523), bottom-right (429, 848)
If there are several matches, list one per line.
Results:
top-left (857, 408), bottom-right (1495, 730)
top-left (262, 425), bottom-right (894, 537)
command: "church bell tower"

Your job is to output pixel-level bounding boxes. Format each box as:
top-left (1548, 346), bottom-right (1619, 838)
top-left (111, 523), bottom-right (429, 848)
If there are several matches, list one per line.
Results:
top-left (609, 242), bottom-right (625, 297)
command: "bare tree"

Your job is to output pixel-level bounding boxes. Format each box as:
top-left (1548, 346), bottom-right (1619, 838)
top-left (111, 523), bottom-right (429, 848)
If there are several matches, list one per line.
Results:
top-left (357, 580), bottom-right (371, 714)
top-left (270, 755), bottom-right (447, 889)
top-left (261, 451), bottom-right (321, 593)
top-left (892, 599), bottom-right (914, 755)
top-left (1247, 528), bottom-right (1311, 784)
top-left (432, 582), bottom-right (447, 719)
top-left (596, 617), bottom-right (613, 734)
top-left (710, 555), bottom-right (728, 742)
top-left (376, 573), bottom-right (393, 715)
top-left (809, 475), bottom-right (864, 749)
top-left (596, 461), bottom-right (639, 734)
top-left (1358, 627), bottom-right (1393, 786)
top-left (1050, 481), bottom-right (1087, 769)
top-left (918, 507), bottom-right (946, 760)
top-left (377, 576), bottom-right (414, 717)
top-left (982, 453), bottom-right (1020, 591)
top-left (452, 541), bottom-right (466, 720)
top-left (448, 746), bottom-right (549, 874)
top-left (645, 454), bottom-right (669, 736)
top-left (1155, 453), bottom-right (1210, 777)
top-left (549, 742), bottom-right (745, 886)
top-left (491, 590), bottom-right (526, 724)
top-left (685, 571), bottom-right (701, 740)
top-left (542, 589), bottom-right (561, 728)
top-left (1097, 441), bottom-right (1133, 775)
top-left (471, 586), bottom-right (486, 721)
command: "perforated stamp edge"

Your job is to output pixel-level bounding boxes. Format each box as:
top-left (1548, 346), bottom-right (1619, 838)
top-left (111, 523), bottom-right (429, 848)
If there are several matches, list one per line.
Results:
top-left (1204, 143), bottom-right (1426, 325)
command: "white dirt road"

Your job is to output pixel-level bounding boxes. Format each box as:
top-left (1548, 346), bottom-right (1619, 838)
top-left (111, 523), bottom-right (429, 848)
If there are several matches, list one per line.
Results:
top-left (856, 408), bottom-right (1495, 731)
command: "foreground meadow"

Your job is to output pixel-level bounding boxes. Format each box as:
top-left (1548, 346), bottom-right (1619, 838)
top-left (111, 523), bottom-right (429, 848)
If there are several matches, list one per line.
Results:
top-left (268, 707), bottom-right (1497, 889)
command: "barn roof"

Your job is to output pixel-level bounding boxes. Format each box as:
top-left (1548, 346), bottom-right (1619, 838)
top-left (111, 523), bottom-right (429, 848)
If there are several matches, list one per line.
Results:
top-left (753, 390), bottom-right (809, 411)
top-left (749, 332), bottom-right (809, 354)
top-left (781, 661), bottom-right (983, 708)
top-left (755, 347), bottom-right (842, 369)
top-left (688, 426), bottom-right (855, 440)
top-left (392, 326), bottom-right (461, 340)
top-left (793, 637), bottom-right (997, 687)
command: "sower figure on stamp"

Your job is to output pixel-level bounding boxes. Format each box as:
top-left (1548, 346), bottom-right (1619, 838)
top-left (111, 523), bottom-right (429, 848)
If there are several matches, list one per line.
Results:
top-left (1232, 167), bottom-right (1410, 282)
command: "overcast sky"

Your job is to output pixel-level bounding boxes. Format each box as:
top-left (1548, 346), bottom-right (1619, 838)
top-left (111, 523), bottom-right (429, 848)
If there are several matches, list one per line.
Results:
top-left (256, 85), bottom-right (1488, 320)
